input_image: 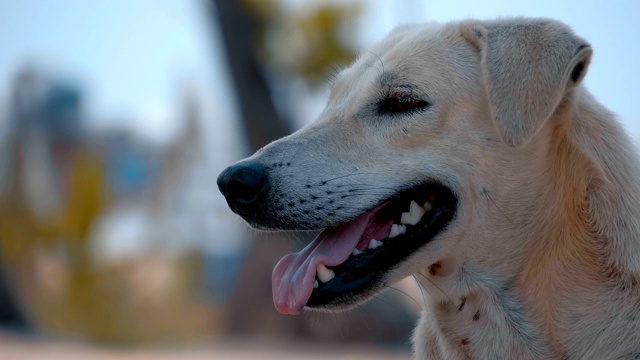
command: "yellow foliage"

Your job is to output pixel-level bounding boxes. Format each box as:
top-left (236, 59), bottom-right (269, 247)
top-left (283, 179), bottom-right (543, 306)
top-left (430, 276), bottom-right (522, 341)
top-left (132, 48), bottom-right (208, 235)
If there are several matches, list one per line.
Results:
top-left (0, 147), bottom-right (213, 344)
top-left (243, 0), bottom-right (361, 83)
top-left (59, 150), bottom-right (105, 242)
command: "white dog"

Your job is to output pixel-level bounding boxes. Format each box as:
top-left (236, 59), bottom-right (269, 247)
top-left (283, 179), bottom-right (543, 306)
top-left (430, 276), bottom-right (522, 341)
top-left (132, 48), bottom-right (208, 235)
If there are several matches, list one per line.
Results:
top-left (218, 18), bottom-right (640, 359)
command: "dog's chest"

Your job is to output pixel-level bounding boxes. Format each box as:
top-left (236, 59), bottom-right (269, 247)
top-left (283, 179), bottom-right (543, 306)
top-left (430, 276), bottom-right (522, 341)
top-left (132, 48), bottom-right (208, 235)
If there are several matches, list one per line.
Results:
top-left (425, 295), bottom-right (548, 359)
top-left (414, 269), bottom-right (554, 359)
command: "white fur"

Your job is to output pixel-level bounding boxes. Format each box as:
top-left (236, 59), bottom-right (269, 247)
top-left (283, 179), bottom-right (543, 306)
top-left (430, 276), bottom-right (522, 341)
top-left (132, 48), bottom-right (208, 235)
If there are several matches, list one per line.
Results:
top-left (235, 18), bottom-right (640, 359)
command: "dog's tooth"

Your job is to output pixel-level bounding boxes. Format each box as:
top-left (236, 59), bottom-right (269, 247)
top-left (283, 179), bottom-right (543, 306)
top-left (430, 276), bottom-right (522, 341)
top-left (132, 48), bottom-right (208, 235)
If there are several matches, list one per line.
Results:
top-left (389, 224), bottom-right (401, 238)
top-left (314, 280), bottom-right (319, 289)
top-left (389, 224), bottom-right (408, 238)
top-left (400, 201), bottom-right (426, 226)
top-left (401, 211), bottom-right (422, 226)
top-left (410, 200), bottom-right (426, 218)
top-left (368, 239), bottom-right (383, 249)
top-left (316, 264), bottom-right (335, 283)
top-left (400, 212), bottom-right (416, 225)
top-left (353, 248), bottom-right (363, 256)
top-left (423, 201), bottom-right (432, 211)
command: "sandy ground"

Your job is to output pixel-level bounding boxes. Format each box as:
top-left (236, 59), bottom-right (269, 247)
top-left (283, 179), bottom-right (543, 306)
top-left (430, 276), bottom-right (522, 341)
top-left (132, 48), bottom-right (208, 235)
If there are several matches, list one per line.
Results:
top-left (0, 333), bottom-right (410, 360)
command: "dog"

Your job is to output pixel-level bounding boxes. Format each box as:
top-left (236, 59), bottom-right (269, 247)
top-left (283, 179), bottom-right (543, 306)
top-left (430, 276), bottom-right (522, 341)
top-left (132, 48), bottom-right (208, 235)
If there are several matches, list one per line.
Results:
top-left (217, 18), bottom-right (640, 359)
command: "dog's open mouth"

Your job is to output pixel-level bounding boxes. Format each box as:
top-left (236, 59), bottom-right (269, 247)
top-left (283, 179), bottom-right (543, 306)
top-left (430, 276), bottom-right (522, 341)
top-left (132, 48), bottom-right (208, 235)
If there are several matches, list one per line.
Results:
top-left (272, 182), bottom-right (458, 314)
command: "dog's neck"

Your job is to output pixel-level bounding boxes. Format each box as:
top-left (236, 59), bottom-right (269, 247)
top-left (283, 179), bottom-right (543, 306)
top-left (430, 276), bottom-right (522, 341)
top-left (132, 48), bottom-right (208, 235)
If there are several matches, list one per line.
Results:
top-left (471, 87), bottom-right (640, 281)
top-left (518, 88), bottom-right (640, 284)
top-left (566, 89), bottom-right (640, 277)
top-left (517, 88), bottom-right (640, 353)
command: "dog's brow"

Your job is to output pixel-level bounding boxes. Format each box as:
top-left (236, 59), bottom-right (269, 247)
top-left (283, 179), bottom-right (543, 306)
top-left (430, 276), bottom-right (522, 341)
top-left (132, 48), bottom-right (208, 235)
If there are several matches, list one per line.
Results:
top-left (379, 71), bottom-right (401, 87)
top-left (376, 71), bottom-right (420, 91)
top-left (379, 75), bottom-right (422, 96)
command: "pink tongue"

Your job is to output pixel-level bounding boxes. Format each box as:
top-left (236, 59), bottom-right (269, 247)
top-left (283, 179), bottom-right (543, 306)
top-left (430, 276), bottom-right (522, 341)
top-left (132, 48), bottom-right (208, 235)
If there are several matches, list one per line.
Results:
top-left (272, 204), bottom-right (390, 315)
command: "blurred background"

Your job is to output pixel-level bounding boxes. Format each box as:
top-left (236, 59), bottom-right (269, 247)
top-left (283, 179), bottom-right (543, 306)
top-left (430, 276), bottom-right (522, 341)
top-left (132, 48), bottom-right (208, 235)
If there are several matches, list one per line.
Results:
top-left (0, 0), bottom-right (638, 358)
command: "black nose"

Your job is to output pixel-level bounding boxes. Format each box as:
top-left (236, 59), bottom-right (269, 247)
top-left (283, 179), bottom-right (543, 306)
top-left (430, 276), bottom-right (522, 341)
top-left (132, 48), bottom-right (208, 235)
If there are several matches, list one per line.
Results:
top-left (217, 160), bottom-right (270, 214)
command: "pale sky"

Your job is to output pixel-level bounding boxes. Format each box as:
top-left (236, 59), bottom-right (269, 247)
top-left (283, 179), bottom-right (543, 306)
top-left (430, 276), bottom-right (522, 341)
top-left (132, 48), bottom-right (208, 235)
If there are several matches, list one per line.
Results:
top-left (0, 0), bottom-right (234, 144)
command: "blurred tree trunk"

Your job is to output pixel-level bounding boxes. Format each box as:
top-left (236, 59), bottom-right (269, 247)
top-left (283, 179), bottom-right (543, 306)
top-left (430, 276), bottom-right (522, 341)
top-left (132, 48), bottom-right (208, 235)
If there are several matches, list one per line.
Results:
top-left (210, 0), bottom-right (292, 153)
top-left (0, 120), bottom-right (31, 334)
top-left (0, 264), bottom-right (30, 333)
top-left (206, 0), bottom-right (308, 338)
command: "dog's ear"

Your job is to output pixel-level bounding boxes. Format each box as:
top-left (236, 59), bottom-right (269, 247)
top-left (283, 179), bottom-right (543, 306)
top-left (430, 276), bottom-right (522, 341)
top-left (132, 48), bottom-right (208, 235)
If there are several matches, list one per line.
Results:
top-left (463, 19), bottom-right (592, 147)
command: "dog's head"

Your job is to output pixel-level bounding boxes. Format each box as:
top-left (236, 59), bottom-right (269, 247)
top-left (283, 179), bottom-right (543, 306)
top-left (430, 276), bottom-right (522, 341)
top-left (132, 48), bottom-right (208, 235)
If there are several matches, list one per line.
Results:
top-left (218, 18), bottom-right (591, 314)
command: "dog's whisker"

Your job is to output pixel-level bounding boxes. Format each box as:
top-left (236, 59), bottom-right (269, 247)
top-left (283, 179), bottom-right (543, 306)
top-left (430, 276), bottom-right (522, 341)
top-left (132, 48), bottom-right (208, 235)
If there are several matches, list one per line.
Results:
top-left (329, 186), bottom-right (396, 192)
top-left (370, 51), bottom-right (386, 82)
top-left (280, 231), bottom-right (312, 245)
top-left (332, 190), bottom-right (390, 195)
top-left (412, 275), bottom-right (431, 306)
top-left (353, 303), bottom-right (378, 331)
top-left (386, 283), bottom-right (422, 309)
top-left (325, 64), bottom-right (344, 87)
top-left (285, 143), bottom-right (305, 165)
top-left (484, 192), bottom-right (514, 225)
top-left (340, 183), bottom-right (396, 189)
top-left (316, 172), bottom-right (379, 184)
top-left (321, 190), bottom-right (391, 197)
top-left (415, 272), bottom-right (451, 302)
top-left (333, 193), bottom-right (389, 199)
top-left (371, 292), bottom-right (394, 308)
top-left (376, 291), bottom-right (418, 323)
top-left (354, 302), bottom-right (371, 316)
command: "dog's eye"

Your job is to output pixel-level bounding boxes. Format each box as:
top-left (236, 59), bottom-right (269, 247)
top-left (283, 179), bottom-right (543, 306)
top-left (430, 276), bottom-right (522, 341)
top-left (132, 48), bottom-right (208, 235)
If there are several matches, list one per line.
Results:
top-left (378, 96), bottom-right (429, 114)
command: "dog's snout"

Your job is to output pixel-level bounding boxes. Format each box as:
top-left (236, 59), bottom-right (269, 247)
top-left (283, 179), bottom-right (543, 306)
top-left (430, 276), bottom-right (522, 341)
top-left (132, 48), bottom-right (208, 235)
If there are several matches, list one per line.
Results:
top-left (217, 160), bottom-right (270, 214)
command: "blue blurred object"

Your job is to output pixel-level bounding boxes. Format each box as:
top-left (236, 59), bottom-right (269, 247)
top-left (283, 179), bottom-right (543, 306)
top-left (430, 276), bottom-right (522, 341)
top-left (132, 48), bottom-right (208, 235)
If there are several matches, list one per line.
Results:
top-left (41, 81), bottom-right (83, 141)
